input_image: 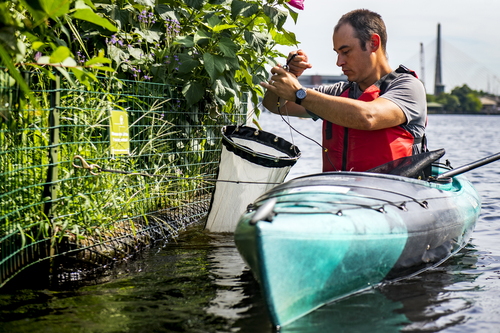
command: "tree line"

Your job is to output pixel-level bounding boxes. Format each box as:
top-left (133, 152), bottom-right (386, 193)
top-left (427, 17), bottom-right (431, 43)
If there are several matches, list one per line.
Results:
top-left (427, 84), bottom-right (497, 114)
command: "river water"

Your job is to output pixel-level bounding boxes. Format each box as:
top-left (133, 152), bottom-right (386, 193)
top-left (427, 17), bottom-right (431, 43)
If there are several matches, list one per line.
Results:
top-left (1, 113), bottom-right (500, 332)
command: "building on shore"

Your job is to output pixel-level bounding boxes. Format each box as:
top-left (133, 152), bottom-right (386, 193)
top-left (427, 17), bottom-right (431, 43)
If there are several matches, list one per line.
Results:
top-left (479, 96), bottom-right (500, 114)
top-left (427, 101), bottom-right (445, 114)
top-left (298, 74), bottom-right (347, 88)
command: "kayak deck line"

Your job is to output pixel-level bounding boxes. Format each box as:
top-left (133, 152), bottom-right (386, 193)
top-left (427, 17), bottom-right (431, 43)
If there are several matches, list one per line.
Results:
top-left (251, 195), bottom-right (438, 214)
top-left (248, 180), bottom-right (464, 218)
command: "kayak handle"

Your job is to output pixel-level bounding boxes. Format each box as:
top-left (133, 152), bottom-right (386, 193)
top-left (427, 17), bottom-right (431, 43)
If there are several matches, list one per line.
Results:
top-left (250, 198), bottom-right (277, 225)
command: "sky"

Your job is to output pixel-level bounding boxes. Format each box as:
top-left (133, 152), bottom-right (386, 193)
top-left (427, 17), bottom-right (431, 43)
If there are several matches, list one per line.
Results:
top-left (277, 0), bottom-right (500, 94)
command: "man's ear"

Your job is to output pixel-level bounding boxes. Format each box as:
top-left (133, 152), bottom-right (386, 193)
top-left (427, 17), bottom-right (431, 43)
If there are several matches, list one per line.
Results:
top-left (370, 34), bottom-right (381, 52)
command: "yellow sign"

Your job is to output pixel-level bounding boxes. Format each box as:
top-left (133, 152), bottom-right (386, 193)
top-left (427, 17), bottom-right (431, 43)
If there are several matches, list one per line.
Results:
top-left (110, 110), bottom-right (130, 155)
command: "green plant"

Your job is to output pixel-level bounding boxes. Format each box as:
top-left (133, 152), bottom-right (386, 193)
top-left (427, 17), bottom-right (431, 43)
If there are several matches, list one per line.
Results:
top-left (1, 0), bottom-right (300, 119)
top-left (0, 0), bottom-right (118, 116)
top-left (74, 0), bottom-right (299, 114)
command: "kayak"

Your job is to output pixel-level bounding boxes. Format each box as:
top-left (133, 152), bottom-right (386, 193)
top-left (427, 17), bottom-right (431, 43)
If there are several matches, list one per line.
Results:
top-left (234, 158), bottom-right (481, 328)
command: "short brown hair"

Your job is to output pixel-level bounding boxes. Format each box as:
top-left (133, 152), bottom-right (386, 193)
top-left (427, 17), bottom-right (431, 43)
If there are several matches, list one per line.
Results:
top-left (334, 9), bottom-right (387, 54)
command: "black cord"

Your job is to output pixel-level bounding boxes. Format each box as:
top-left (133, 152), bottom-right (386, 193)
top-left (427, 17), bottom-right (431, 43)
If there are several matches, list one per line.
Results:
top-left (276, 54), bottom-right (338, 171)
top-left (276, 105), bottom-right (337, 171)
top-left (95, 167), bottom-right (283, 185)
top-left (72, 155), bottom-right (283, 185)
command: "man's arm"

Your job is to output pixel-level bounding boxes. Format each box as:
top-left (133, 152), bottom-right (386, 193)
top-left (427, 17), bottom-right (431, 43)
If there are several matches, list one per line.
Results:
top-left (300, 89), bottom-right (407, 130)
top-left (261, 67), bottom-right (407, 130)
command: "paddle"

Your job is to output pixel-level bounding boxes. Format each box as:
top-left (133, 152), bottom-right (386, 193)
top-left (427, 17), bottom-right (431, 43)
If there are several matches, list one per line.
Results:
top-left (435, 152), bottom-right (500, 180)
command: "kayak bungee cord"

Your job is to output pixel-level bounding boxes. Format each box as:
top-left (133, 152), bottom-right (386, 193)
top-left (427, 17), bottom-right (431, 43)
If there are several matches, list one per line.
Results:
top-left (248, 190), bottom-right (455, 220)
top-left (255, 194), bottom-right (435, 215)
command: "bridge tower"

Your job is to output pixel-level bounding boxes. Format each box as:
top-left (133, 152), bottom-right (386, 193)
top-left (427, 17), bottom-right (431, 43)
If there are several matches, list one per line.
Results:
top-left (434, 23), bottom-right (445, 95)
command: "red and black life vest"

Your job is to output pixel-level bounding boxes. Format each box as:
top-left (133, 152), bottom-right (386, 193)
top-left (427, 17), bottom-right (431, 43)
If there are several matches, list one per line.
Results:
top-left (322, 66), bottom-right (424, 172)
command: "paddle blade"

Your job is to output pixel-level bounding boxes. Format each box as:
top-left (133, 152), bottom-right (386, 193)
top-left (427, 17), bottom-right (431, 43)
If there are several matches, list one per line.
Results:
top-left (367, 149), bottom-right (446, 178)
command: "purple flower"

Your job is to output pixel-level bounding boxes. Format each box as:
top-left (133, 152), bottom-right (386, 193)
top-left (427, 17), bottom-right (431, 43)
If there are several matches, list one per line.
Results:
top-left (75, 50), bottom-right (86, 64)
top-left (287, 0), bottom-right (304, 10)
top-left (110, 35), bottom-right (117, 45)
top-left (34, 51), bottom-right (42, 61)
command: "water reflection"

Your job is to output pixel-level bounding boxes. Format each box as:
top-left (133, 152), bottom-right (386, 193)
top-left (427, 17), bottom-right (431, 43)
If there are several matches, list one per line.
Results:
top-left (206, 234), bottom-right (250, 319)
top-left (206, 233), bottom-right (273, 332)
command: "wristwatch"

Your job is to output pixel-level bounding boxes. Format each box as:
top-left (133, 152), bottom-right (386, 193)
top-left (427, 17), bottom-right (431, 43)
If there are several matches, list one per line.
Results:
top-left (295, 87), bottom-right (307, 105)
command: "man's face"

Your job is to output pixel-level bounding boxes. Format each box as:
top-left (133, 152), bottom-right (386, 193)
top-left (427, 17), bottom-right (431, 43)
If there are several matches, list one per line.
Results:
top-left (333, 23), bottom-right (373, 84)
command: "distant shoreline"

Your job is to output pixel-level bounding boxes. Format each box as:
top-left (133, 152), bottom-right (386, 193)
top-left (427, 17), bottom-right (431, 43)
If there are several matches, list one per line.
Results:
top-left (427, 111), bottom-right (500, 115)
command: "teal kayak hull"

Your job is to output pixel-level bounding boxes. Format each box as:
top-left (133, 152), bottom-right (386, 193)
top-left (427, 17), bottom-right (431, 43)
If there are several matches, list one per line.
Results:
top-left (234, 167), bottom-right (481, 327)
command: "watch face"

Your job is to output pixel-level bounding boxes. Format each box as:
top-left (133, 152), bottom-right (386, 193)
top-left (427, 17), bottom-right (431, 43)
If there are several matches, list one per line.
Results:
top-left (296, 89), bottom-right (307, 99)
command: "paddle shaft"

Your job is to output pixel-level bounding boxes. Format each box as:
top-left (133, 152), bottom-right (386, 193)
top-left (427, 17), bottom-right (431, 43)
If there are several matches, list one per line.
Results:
top-left (436, 152), bottom-right (500, 179)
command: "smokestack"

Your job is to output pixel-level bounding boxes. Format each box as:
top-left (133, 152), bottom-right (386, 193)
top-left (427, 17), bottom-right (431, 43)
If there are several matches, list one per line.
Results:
top-left (420, 42), bottom-right (425, 89)
top-left (434, 23), bottom-right (445, 95)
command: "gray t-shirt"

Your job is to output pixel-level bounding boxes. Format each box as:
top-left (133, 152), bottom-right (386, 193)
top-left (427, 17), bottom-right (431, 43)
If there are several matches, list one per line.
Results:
top-left (307, 73), bottom-right (427, 140)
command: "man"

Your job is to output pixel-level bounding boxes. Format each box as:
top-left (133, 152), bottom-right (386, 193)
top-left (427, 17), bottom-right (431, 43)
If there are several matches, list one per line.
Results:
top-left (261, 9), bottom-right (427, 172)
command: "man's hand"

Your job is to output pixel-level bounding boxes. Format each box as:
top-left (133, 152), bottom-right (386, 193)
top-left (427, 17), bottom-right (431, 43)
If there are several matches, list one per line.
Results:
top-left (260, 66), bottom-right (303, 102)
top-left (259, 64), bottom-right (311, 117)
top-left (286, 50), bottom-right (312, 77)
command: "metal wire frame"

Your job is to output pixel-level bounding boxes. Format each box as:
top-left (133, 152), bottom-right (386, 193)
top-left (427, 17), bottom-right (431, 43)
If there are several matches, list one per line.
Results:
top-left (0, 68), bottom-right (247, 287)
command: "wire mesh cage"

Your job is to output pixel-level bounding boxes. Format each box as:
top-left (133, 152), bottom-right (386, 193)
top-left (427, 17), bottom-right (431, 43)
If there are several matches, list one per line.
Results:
top-left (0, 68), bottom-right (247, 287)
